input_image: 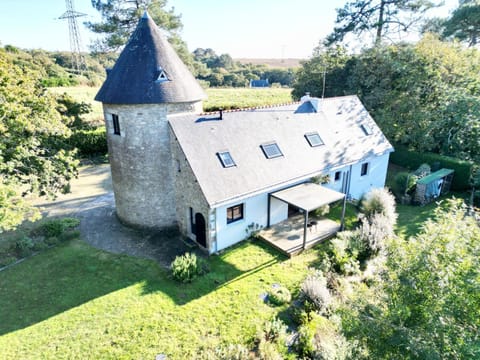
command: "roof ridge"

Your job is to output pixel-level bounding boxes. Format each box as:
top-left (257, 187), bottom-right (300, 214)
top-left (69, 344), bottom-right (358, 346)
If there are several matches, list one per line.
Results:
top-left (199, 101), bottom-right (301, 116)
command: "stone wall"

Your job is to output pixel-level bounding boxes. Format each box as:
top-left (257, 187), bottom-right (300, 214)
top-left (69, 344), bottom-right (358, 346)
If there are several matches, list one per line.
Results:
top-left (169, 127), bottom-right (212, 251)
top-left (102, 101), bottom-right (201, 229)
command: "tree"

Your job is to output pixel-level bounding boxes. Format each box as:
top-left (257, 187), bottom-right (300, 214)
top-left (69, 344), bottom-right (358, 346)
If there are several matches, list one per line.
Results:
top-left (326, 0), bottom-right (438, 46)
top-left (0, 48), bottom-right (78, 231)
top-left (342, 199), bottom-right (480, 358)
top-left (86, 0), bottom-right (196, 69)
top-left (442, 0), bottom-right (480, 47)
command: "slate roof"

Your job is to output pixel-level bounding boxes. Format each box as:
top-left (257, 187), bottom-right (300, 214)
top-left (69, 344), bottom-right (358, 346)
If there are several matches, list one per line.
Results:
top-left (95, 12), bottom-right (206, 104)
top-left (169, 95), bottom-right (394, 207)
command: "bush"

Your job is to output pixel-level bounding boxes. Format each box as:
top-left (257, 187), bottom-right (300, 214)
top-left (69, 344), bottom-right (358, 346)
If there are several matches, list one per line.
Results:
top-left (68, 128), bottom-right (107, 157)
top-left (394, 172), bottom-right (417, 196)
top-left (212, 344), bottom-right (250, 360)
top-left (295, 314), bottom-right (352, 360)
top-left (358, 214), bottom-right (394, 254)
top-left (0, 255), bottom-right (18, 267)
top-left (390, 145), bottom-right (474, 190)
top-left (45, 237), bottom-right (60, 246)
top-left (361, 188), bottom-right (397, 225)
top-left (267, 285), bottom-right (292, 306)
top-left (300, 272), bottom-right (332, 315)
top-left (329, 236), bottom-right (362, 275)
top-left (36, 218), bottom-right (80, 238)
top-left (259, 317), bottom-right (288, 343)
top-left (171, 252), bottom-right (208, 283)
top-left (15, 236), bottom-right (34, 257)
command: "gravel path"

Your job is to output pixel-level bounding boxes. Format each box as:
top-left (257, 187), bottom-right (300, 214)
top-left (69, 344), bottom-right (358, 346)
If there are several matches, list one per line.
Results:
top-left (35, 164), bottom-right (196, 268)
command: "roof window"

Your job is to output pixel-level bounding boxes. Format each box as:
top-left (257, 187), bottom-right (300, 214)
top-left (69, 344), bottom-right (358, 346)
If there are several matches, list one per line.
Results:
top-left (305, 132), bottom-right (324, 147)
top-left (261, 143), bottom-right (283, 159)
top-left (361, 124), bottom-right (373, 135)
top-left (217, 151), bottom-right (236, 168)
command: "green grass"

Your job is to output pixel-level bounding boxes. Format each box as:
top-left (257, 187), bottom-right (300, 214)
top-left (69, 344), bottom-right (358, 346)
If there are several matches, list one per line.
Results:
top-left (49, 86), bottom-right (293, 125)
top-left (0, 238), bottom-right (321, 359)
top-left (203, 87), bottom-right (293, 112)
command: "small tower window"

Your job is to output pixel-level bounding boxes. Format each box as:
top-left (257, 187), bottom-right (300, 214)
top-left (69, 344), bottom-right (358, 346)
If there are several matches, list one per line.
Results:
top-left (361, 162), bottom-right (369, 176)
top-left (155, 67), bottom-right (169, 82)
top-left (112, 114), bottom-right (121, 135)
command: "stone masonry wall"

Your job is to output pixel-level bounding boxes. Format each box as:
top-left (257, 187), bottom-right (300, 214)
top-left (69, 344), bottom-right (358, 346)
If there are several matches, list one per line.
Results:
top-left (169, 127), bottom-right (212, 251)
top-left (103, 101), bottom-right (201, 229)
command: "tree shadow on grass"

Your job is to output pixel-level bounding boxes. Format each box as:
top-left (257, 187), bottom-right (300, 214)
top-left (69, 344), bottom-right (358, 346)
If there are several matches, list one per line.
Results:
top-left (0, 239), bottom-right (285, 336)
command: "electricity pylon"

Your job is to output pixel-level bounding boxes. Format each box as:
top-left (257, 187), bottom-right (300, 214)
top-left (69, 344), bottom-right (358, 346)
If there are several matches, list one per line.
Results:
top-left (59, 0), bottom-right (87, 73)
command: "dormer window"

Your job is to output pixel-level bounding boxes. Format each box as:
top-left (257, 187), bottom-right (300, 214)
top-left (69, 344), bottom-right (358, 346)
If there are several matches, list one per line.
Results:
top-left (361, 124), bottom-right (373, 135)
top-left (217, 151), bottom-right (236, 168)
top-left (305, 132), bottom-right (324, 147)
top-left (261, 142), bottom-right (283, 159)
top-left (155, 67), bottom-right (169, 82)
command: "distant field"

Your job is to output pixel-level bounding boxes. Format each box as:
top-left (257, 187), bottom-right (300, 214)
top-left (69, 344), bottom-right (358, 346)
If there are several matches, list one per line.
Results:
top-left (235, 58), bottom-right (303, 68)
top-left (50, 86), bottom-right (294, 121)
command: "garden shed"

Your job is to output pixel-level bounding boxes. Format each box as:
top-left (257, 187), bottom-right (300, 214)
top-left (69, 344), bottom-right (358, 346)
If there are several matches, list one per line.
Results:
top-left (414, 168), bottom-right (454, 205)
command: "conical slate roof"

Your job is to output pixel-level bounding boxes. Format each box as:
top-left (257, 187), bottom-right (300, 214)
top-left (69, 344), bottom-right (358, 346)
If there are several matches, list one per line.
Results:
top-left (95, 12), bottom-right (206, 104)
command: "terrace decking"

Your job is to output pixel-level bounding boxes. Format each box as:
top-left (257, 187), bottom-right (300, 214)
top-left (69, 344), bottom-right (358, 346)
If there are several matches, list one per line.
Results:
top-left (259, 215), bottom-right (340, 256)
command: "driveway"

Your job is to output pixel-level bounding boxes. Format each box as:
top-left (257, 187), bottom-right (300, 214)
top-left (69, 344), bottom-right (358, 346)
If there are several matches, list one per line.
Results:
top-left (34, 164), bottom-right (196, 268)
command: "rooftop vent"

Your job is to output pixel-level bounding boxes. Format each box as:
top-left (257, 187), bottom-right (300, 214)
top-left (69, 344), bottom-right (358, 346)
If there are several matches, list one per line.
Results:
top-left (155, 67), bottom-right (169, 82)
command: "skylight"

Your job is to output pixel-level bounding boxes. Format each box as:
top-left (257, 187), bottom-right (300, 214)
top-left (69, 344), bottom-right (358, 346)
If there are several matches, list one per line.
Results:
top-left (305, 132), bottom-right (325, 147)
top-left (361, 124), bottom-right (373, 135)
top-left (217, 151), bottom-right (236, 168)
top-left (261, 143), bottom-right (283, 159)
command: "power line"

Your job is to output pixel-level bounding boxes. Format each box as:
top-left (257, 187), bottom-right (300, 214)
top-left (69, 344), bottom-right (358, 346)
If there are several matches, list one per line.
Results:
top-left (59, 0), bottom-right (86, 73)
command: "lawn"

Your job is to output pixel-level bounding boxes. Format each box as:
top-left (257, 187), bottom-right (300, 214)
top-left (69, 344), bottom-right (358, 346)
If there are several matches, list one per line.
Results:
top-left (0, 238), bottom-right (320, 359)
top-left (49, 86), bottom-right (293, 125)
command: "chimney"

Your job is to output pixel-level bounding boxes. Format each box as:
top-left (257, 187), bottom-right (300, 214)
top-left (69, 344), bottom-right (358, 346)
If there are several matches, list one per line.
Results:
top-left (300, 92), bottom-right (311, 103)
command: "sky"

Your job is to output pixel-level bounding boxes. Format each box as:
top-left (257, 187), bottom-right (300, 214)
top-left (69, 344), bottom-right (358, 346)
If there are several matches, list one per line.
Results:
top-left (0, 0), bottom-right (458, 59)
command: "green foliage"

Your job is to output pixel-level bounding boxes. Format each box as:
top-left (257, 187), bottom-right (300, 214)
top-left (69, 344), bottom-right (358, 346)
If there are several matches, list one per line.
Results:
top-left (326, 0), bottom-right (437, 46)
top-left (68, 128), bottom-right (108, 157)
top-left (393, 171), bottom-right (417, 196)
top-left (300, 272), bottom-right (333, 314)
top-left (267, 285), bottom-right (292, 306)
top-left (37, 218), bottom-right (80, 238)
top-left (296, 313), bottom-right (351, 359)
top-left (390, 145), bottom-right (474, 190)
top-left (170, 252), bottom-right (208, 283)
top-left (442, 1), bottom-right (480, 47)
top-left (0, 184), bottom-right (40, 232)
top-left (15, 236), bottom-right (34, 257)
top-left (342, 199), bottom-right (480, 359)
top-left (360, 188), bottom-right (397, 225)
top-left (329, 235), bottom-right (362, 275)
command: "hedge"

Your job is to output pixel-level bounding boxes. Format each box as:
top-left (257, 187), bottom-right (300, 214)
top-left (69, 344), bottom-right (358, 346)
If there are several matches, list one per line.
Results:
top-left (69, 128), bottom-right (108, 157)
top-left (390, 145), bottom-right (474, 191)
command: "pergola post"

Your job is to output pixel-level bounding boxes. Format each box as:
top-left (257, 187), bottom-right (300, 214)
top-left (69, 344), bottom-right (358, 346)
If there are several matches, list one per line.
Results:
top-left (303, 209), bottom-right (308, 249)
top-left (340, 195), bottom-right (347, 231)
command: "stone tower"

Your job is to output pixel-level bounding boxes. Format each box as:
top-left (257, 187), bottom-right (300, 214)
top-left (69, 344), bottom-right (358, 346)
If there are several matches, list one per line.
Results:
top-left (95, 12), bottom-right (206, 229)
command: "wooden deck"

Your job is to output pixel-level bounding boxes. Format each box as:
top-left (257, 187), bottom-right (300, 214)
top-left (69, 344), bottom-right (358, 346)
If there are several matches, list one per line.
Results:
top-left (259, 215), bottom-right (340, 257)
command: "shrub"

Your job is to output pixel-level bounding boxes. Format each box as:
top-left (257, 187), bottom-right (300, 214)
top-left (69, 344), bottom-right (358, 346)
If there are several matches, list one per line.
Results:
top-left (32, 240), bottom-right (49, 252)
top-left (259, 317), bottom-right (287, 343)
top-left (414, 163), bottom-right (431, 178)
top-left (58, 229), bottom-right (81, 242)
top-left (213, 344), bottom-right (250, 360)
top-left (0, 255), bottom-right (18, 267)
top-left (329, 235), bottom-right (362, 275)
top-left (36, 218), bottom-right (80, 238)
top-left (295, 314), bottom-right (352, 360)
top-left (300, 272), bottom-right (332, 315)
top-left (45, 237), bottom-right (60, 246)
top-left (68, 128), bottom-right (107, 157)
top-left (361, 188), bottom-right (397, 225)
top-left (267, 285), bottom-right (292, 306)
top-left (358, 213), bottom-right (394, 254)
top-left (257, 340), bottom-right (283, 360)
top-left (171, 252), bottom-right (208, 283)
top-left (390, 145), bottom-right (474, 190)
top-left (15, 236), bottom-right (34, 257)
top-left (394, 172), bottom-right (417, 196)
